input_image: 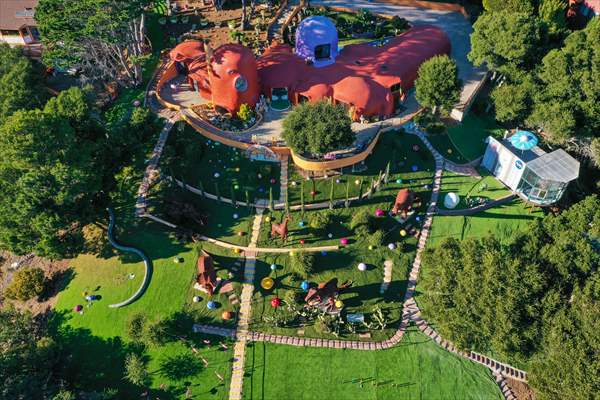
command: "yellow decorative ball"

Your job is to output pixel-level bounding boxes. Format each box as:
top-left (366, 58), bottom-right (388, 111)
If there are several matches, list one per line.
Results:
top-left (234, 248), bottom-right (241, 254)
top-left (355, 179), bottom-right (360, 185)
top-left (265, 216), bottom-right (271, 222)
top-left (447, 149), bottom-right (453, 154)
top-left (261, 277), bottom-right (275, 290)
top-left (289, 251), bottom-right (295, 256)
top-left (368, 245), bottom-right (374, 250)
top-left (400, 229), bottom-right (407, 237)
top-left (335, 300), bottom-right (343, 308)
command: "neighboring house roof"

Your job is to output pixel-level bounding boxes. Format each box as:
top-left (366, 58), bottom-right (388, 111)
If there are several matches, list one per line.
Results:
top-left (527, 149), bottom-right (580, 183)
top-left (0, 0), bottom-right (38, 31)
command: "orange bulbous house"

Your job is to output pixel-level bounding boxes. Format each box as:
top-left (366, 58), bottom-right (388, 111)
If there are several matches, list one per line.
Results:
top-left (170, 41), bottom-right (260, 114)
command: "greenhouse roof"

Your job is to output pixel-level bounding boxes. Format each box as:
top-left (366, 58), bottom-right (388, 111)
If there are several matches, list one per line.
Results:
top-left (526, 149), bottom-right (579, 183)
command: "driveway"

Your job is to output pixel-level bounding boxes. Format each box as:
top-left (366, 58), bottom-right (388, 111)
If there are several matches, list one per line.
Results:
top-left (312, 0), bottom-right (487, 112)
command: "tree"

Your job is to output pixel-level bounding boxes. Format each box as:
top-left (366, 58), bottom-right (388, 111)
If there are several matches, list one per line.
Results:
top-left (124, 353), bottom-right (149, 387)
top-left (0, 88), bottom-right (104, 258)
top-left (491, 75), bottom-right (537, 125)
top-left (469, 12), bottom-right (545, 78)
top-left (0, 43), bottom-right (47, 124)
top-left (538, 0), bottom-right (568, 34)
top-left (591, 138), bottom-right (600, 168)
top-left (529, 19), bottom-right (600, 143)
top-left (483, 0), bottom-right (535, 13)
top-left (4, 267), bottom-right (46, 301)
top-left (282, 101), bottom-right (354, 157)
top-left (415, 55), bottom-right (462, 113)
top-left (36, 0), bottom-right (151, 88)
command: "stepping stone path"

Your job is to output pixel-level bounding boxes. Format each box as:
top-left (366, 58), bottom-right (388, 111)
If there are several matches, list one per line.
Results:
top-left (380, 260), bottom-right (393, 294)
top-left (228, 206), bottom-right (264, 400)
top-left (228, 293), bottom-right (239, 306)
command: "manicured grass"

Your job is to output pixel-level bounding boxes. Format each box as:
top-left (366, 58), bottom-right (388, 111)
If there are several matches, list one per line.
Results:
top-left (427, 133), bottom-right (469, 164)
top-left (54, 223), bottom-right (237, 398)
top-left (164, 124), bottom-right (281, 202)
top-left (287, 131), bottom-right (436, 205)
top-left (439, 170), bottom-right (512, 210)
top-left (447, 115), bottom-right (504, 162)
top-left (428, 199), bottom-right (543, 247)
top-left (242, 328), bottom-right (503, 400)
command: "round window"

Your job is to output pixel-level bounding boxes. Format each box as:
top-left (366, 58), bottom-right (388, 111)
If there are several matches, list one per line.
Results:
top-left (234, 76), bottom-right (248, 92)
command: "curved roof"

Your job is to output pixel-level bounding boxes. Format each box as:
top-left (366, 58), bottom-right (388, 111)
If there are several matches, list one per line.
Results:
top-left (170, 40), bottom-right (205, 63)
top-left (295, 16), bottom-right (339, 64)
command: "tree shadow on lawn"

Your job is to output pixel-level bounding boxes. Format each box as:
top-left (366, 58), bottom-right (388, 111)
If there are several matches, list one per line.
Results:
top-left (342, 281), bottom-right (404, 309)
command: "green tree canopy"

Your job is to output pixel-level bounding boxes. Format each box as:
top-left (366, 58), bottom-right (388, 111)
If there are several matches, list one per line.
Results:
top-left (529, 19), bottom-right (600, 143)
top-left (491, 74), bottom-right (537, 125)
top-left (538, 0), bottom-right (568, 34)
top-left (420, 195), bottom-right (600, 379)
top-left (282, 101), bottom-right (354, 157)
top-left (483, 0), bottom-right (535, 14)
top-left (469, 12), bottom-right (545, 78)
top-left (0, 43), bottom-right (46, 125)
top-left (415, 55), bottom-right (462, 113)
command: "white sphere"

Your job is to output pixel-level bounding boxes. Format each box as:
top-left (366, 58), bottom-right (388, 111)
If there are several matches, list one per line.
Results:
top-left (193, 296), bottom-right (201, 303)
top-left (358, 263), bottom-right (367, 271)
top-left (444, 192), bottom-right (460, 209)
top-left (388, 243), bottom-right (396, 250)
top-left (233, 213), bottom-right (239, 219)
top-left (214, 172), bottom-right (220, 178)
top-left (328, 233), bottom-right (333, 238)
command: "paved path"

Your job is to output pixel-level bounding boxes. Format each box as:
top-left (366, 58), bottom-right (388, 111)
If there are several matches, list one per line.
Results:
top-left (313, 0), bottom-right (487, 115)
top-left (228, 207), bottom-right (263, 400)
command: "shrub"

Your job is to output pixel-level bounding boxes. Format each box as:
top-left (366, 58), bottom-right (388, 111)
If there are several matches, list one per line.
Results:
top-left (290, 252), bottom-right (315, 277)
top-left (283, 289), bottom-right (301, 305)
top-left (4, 267), bottom-right (45, 301)
top-left (126, 313), bottom-right (147, 342)
top-left (237, 103), bottom-right (255, 125)
top-left (82, 223), bottom-right (108, 254)
top-left (310, 212), bottom-right (330, 231)
top-left (367, 230), bottom-right (385, 247)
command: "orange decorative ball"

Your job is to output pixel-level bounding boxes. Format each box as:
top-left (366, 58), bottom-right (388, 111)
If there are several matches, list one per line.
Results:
top-left (222, 311), bottom-right (233, 320)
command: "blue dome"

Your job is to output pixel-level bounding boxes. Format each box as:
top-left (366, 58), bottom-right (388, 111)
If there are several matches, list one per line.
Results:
top-left (295, 16), bottom-right (339, 67)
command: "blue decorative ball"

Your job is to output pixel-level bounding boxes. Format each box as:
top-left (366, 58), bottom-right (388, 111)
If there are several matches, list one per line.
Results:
top-left (207, 301), bottom-right (217, 310)
top-left (396, 179), bottom-right (402, 184)
top-left (411, 165), bottom-right (418, 172)
top-left (270, 264), bottom-right (277, 271)
top-left (301, 281), bottom-right (309, 291)
top-left (299, 221), bottom-right (305, 227)
top-left (321, 251), bottom-right (327, 256)
top-left (416, 216), bottom-right (421, 222)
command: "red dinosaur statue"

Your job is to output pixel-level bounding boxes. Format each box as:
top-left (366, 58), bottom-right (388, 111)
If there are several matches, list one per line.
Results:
top-left (304, 278), bottom-right (353, 314)
top-left (270, 215), bottom-right (290, 242)
top-left (197, 250), bottom-right (218, 295)
top-left (391, 189), bottom-right (421, 219)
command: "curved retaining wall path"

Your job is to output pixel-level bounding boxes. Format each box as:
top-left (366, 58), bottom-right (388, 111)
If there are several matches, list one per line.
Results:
top-left (106, 208), bottom-right (153, 308)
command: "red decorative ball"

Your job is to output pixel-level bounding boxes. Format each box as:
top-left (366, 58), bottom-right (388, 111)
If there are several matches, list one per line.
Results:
top-left (270, 178), bottom-right (276, 184)
top-left (299, 239), bottom-right (305, 245)
top-left (310, 190), bottom-right (316, 196)
top-left (270, 297), bottom-right (281, 308)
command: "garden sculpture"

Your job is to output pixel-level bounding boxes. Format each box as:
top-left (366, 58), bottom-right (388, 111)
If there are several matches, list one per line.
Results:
top-left (197, 250), bottom-right (218, 295)
top-left (391, 189), bottom-right (421, 219)
top-left (304, 278), bottom-right (352, 314)
top-left (271, 215), bottom-right (290, 242)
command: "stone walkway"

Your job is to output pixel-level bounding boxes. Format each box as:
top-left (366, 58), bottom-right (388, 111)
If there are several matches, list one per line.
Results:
top-left (228, 206), bottom-right (263, 400)
top-left (445, 159), bottom-right (482, 177)
top-left (135, 116), bottom-right (179, 217)
top-left (278, 155), bottom-right (289, 204)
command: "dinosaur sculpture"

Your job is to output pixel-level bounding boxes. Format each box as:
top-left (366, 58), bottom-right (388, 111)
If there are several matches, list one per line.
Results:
top-left (391, 189), bottom-right (421, 219)
top-left (304, 278), bottom-right (352, 314)
top-left (197, 250), bottom-right (218, 295)
top-left (271, 216), bottom-right (290, 242)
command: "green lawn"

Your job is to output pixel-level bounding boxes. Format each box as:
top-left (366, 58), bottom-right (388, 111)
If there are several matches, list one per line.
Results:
top-left (439, 170), bottom-right (512, 210)
top-left (427, 133), bottom-right (470, 164)
top-left (54, 223), bottom-right (237, 398)
top-left (447, 115), bottom-right (504, 162)
top-left (164, 124), bottom-right (281, 202)
top-left (287, 131), bottom-right (436, 205)
top-left (242, 328), bottom-right (503, 400)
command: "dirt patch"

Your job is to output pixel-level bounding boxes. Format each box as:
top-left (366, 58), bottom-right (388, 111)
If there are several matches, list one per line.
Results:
top-left (507, 378), bottom-right (536, 400)
top-left (0, 251), bottom-right (72, 315)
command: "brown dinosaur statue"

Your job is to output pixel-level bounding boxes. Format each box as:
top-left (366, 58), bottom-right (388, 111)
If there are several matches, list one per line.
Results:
top-left (391, 189), bottom-right (421, 219)
top-left (270, 215), bottom-right (290, 242)
top-left (197, 250), bottom-right (218, 295)
top-left (304, 278), bottom-right (353, 314)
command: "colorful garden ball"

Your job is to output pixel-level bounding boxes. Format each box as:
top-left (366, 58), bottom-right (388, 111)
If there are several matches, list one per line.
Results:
top-left (235, 167), bottom-right (240, 172)
top-left (207, 300), bottom-right (217, 309)
top-left (234, 248), bottom-right (241, 254)
top-left (324, 175), bottom-right (328, 179)
top-left (270, 264), bottom-right (277, 271)
top-left (265, 216), bottom-right (271, 222)
top-left (447, 149), bottom-right (453, 154)
top-left (270, 178), bottom-right (276, 184)
top-left (340, 238), bottom-right (349, 245)
top-left (233, 213), bottom-right (239, 219)
top-left (258, 173), bottom-right (262, 179)
top-left (193, 296), bottom-right (201, 303)
top-left (336, 179), bottom-right (341, 184)
top-left (222, 311), bottom-right (233, 320)
top-left (375, 209), bottom-right (385, 217)
top-left (358, 262), bottom-right (367, 271)
top-left (411, 165), bottom-right (418, 172)
top-left (299, 221), bottom-right (305, 227)
top-left (270, 297), bottom-right (281, 308)
top-left (355, 179), bottom-right (360, 185)
top-left (301, 281), bottom-right (310, 291)
top-left (73, 305), bottom-right (83, 312)
top-left (321, 251), bottom-right (327, 256)
top-left (234, 184), bottom-right (240, 190)
top-left (328, 233), bottom-right (333, 238)
top-left (310, 190), bottom-right (316, 196)
top-left (396, 179), bottom-right (403, 184)
top-left (290, 251), bottom-right (295, 256)
top-left (388, 243), bottom-right (397, 250)
top-left (335, 300), bottom-right (343, 308)
top-left (238, 231), bottom-right (245, 236)
top-left (299, 239), bottom-right (305, 245)
top-left (400, 229), bottom-right (407, 237)
top-left (261, 277), bottom-right (274, 290)
top-left (368, 245), bottom-right (374, 250)
top-left (214, 172), bottom-right (220, 178)
top-left (415, 216), bottom-right (421, 222)
top-left (291, 181), bottom-right (297, 186)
